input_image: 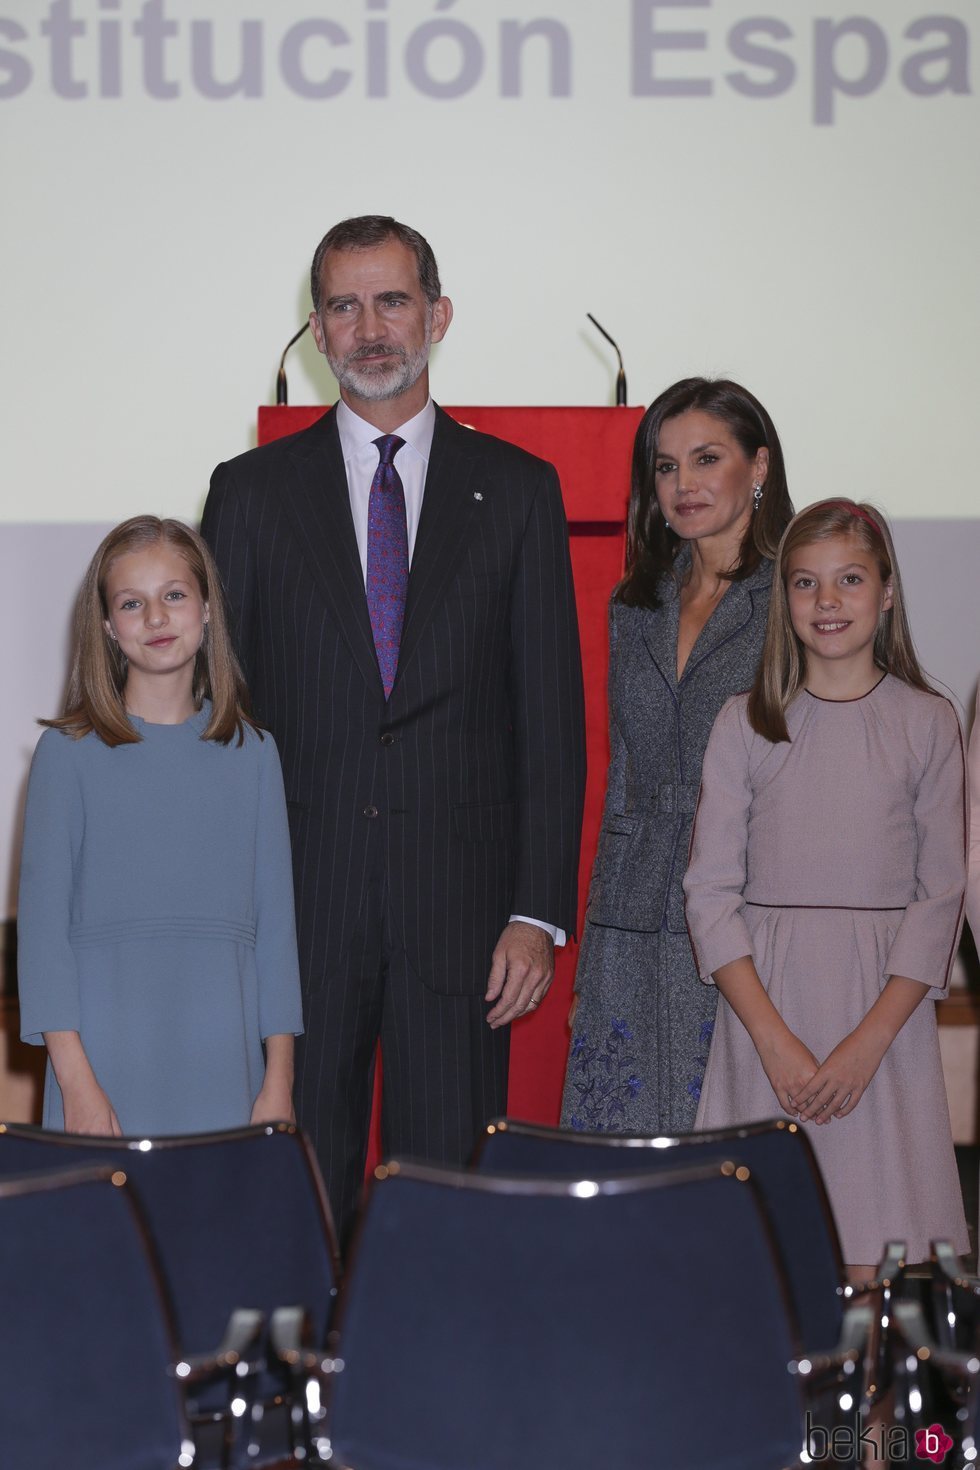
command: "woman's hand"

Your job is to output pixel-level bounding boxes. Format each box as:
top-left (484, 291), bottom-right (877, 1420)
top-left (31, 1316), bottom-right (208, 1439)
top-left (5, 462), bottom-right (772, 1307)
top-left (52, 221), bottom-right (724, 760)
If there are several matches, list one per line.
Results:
top-left (44, 1030), bottom-right (122, 1135)
top-left (251, 1034), bottom-right (296, 1125)
top-left (791, 1030), bottom-right (887, 1122)
top-left (250, 1080), bottom-right (296, 1126)
top-left (757, 1027), bottom-right (821, 1118)
top-left (792, 978), bottom-right (931, 1123)
top-left (709, 957), bottom-right (821, 1117)
top-left (62, 1076), bottom-right (122, 1136)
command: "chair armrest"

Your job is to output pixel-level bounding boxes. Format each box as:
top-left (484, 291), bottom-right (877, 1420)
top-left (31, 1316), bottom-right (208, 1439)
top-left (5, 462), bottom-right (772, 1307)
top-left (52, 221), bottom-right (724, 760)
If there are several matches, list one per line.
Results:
top-left (171, 1308), bottom-right (266, 1386)
top-left (790, 1300), bottom-right (872, 1443)
top-left (268, 1306), bottom-right (344, 1464)
top-left (929, 1239), bottom-right (980, 1353)
top-left (839, 1240), bottom-right (908, 1405)
top-left (269, 1305), bottom-right (344, 1379)
top-left (932, 1239), bottom-right (970, 1288)
top-left (892, 1298), bottom-right (980, 1382)
top-left (842, 1240), bottom-right (907, 1298)
top-left (889, 1295), bottom-right (980, 1455)
top-left (269, 1304), bottom-right (316, 1369)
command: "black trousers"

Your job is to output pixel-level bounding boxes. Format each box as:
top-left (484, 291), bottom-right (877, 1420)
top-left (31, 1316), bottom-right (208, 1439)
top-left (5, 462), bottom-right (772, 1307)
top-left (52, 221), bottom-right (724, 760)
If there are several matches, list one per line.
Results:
top-left (294, 868), bottom-right (510, 1249)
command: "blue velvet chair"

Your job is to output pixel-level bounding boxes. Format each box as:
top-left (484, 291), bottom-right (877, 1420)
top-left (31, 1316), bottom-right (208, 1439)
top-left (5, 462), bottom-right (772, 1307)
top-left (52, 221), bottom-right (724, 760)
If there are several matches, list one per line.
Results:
top-left (319, 1157), bottom-right (848, 1470)
top-left (0, 1121), bottom-right (339, 1459)
top-left (0, 1165), bottom-right (190, 1470)
top-left (474, 1115), bottom-right (864, 1355)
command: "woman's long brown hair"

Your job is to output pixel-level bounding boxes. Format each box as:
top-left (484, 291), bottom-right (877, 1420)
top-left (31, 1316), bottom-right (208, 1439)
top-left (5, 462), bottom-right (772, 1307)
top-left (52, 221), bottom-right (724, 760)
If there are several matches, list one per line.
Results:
top-left (43, 515), bottom-right (260, 747)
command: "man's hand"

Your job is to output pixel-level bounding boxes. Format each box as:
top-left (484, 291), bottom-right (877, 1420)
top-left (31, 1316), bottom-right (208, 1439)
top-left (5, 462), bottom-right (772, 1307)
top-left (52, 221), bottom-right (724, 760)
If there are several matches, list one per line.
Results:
top-left (485, 921), bottom-right (555, 1029)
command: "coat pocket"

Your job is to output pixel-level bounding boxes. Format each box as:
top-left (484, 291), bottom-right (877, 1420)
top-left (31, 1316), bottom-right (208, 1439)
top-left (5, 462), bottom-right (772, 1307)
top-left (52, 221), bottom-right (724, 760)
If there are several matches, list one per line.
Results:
top-left (587, 817), bottom-right (670, 931)
top-left (600, 814), bottom-right (637, 836)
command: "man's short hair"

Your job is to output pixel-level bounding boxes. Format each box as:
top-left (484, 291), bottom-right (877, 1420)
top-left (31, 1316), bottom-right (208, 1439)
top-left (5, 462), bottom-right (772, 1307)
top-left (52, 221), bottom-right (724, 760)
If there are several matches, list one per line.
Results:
top-left (310, 215), bottom-right (442, 313)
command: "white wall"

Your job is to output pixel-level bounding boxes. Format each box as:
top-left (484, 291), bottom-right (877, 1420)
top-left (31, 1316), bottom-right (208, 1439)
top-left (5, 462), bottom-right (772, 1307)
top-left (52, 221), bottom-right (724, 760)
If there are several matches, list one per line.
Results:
top-left (1, 0), bottom-right (977, 526)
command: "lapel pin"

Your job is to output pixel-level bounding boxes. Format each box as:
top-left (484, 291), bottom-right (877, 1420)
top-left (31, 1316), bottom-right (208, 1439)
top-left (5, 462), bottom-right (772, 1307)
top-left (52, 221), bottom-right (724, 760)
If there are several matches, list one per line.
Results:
top-left (473, 491), bottom-right (483, 502)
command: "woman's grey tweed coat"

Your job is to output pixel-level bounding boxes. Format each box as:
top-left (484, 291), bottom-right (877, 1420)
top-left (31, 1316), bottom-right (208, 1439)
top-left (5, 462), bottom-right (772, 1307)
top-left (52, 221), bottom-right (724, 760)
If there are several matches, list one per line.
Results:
top-left (560, 552), bottom-right (774, 1134)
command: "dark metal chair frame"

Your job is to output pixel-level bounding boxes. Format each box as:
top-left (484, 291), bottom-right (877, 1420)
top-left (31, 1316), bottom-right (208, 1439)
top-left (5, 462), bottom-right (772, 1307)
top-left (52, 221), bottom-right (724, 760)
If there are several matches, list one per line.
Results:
top-left (0, 1120), bottom-right (340, 1465)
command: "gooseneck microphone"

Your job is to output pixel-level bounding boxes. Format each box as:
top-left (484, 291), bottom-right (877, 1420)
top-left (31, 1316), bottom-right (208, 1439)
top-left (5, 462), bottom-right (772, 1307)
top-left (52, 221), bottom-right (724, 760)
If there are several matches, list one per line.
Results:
top-left (586, 313), bottom-right (628, 406)
top-left (275, 321), bottom-right (311, 405)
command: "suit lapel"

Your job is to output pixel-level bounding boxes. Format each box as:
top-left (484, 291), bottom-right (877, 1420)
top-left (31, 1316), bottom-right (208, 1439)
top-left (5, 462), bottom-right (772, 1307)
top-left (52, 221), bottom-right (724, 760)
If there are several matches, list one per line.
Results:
top-left (395, 407), bottom-right (482, 685)
top-left (279, 408), bottom-right (383, 696)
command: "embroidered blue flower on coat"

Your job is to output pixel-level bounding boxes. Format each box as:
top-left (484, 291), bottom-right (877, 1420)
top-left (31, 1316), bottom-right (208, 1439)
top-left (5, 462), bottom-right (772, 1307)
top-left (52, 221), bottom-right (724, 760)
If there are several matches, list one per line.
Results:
top-left (686, 1018), bottom-right (715, 1105)
top-left (567, 1017), bottom-right (643, 1131)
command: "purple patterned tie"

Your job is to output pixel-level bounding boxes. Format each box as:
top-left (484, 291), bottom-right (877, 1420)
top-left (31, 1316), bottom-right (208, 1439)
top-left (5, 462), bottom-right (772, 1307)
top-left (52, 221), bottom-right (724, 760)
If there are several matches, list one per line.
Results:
top-left (366, 434), bottom-right (408, 699)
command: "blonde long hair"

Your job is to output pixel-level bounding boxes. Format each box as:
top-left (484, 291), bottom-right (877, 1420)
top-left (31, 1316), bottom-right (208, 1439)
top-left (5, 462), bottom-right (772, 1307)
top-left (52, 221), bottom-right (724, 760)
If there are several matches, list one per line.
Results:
top-left (747, 498), bottom-right (931, 743)
top-left (44, 516), bottom-right (260, 747)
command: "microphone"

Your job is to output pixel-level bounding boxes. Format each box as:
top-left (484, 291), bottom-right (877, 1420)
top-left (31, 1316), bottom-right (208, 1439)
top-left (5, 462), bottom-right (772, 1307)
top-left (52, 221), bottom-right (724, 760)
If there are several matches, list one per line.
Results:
top-left (586, 313), bottom-right (628, 406)
top-left (275, 321), bottom-right (310, 405)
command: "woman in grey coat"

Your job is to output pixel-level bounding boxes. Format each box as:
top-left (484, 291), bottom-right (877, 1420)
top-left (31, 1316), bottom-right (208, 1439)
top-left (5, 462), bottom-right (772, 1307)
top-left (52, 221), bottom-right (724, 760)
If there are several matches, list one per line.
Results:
top-left (561, 378), bottom-right (794, 1134)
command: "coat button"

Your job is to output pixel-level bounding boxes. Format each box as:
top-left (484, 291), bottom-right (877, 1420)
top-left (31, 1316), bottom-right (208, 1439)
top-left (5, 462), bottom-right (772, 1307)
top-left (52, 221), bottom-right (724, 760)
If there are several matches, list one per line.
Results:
top-left (380, 733), bottom-right (395, 746)
top-left (363, 805), bottom-right (378, 818)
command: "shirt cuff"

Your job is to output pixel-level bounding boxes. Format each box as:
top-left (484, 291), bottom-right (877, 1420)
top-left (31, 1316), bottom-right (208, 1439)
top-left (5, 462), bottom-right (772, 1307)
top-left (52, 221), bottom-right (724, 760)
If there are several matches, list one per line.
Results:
top-left (509, 914), bottom-right (565, 947)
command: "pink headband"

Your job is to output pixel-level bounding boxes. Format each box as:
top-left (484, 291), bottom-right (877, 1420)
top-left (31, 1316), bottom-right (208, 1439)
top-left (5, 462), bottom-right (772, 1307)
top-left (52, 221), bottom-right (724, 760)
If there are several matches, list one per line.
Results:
top-left (821, 499), bottom-right (884, 539)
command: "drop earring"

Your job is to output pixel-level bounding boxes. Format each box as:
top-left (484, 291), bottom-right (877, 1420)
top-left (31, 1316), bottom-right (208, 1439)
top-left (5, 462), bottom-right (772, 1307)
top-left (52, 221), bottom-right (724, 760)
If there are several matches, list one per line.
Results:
top-left (752, 483), bottom-right (763, 510)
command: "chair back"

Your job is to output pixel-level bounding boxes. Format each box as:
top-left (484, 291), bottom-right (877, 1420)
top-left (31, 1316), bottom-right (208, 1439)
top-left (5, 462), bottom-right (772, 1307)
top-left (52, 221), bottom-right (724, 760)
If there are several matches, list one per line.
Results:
top-left (0, 1166), bottom-right (186, 1470)
top-left (329, 1158), bottom-right (805, 1470)
top-left (0, 1123), bottom-right (339, 1394)
top-left (476, 1116), bottom-right (844, 1349)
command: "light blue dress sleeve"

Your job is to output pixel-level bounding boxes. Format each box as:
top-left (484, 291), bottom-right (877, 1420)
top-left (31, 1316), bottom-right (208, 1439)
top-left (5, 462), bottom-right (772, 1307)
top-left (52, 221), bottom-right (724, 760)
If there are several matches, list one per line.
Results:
top-left (254, 734), bottom-right (304, 1040)
top-left (18, 730), bottom-right (84, 1045)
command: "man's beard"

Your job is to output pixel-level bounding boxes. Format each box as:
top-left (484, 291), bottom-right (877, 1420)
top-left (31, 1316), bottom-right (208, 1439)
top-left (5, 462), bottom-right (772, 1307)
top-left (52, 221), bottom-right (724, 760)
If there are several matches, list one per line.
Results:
top-left (327, 325), bottom-right (432, 403)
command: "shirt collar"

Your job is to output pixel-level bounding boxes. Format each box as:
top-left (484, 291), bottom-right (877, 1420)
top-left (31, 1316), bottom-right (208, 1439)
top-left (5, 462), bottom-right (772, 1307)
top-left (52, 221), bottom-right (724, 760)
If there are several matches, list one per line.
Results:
top-left (336, 396), bottom-right (436, 466)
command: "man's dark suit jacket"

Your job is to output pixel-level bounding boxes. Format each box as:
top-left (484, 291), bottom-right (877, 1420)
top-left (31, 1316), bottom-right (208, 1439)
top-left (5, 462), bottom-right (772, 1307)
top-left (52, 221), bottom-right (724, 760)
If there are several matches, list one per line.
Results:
top-left (201, 405), bottom-right (586, 1001)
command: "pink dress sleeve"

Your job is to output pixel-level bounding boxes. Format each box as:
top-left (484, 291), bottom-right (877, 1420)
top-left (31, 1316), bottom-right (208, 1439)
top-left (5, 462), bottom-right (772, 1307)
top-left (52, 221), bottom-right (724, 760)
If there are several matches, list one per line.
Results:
top-left (967, 687), bottom-right (980, 945)
top-left (884, 694), bottom-right (966, 997)
top-left (682, 697), bottom-right (755, 984)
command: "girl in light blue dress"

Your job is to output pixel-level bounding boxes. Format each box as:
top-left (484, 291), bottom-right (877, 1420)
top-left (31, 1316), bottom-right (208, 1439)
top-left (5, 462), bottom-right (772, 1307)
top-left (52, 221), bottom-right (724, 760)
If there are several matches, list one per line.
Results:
top-left (18, 516), bottom-right (303, 1136)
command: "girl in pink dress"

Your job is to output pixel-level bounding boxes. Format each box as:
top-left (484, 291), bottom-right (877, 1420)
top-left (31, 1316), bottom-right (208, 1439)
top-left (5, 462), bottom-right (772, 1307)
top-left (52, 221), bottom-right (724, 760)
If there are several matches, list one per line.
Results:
top-left (684, 498), bottom-right (968, 1279)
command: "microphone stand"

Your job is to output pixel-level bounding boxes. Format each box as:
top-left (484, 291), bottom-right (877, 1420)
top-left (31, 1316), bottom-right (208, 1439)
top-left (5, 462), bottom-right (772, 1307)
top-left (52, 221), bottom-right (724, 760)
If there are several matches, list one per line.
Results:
top-left (276, 322), bottom-right (310, 405)
top-left (586, 313), bottom-right (628, 406)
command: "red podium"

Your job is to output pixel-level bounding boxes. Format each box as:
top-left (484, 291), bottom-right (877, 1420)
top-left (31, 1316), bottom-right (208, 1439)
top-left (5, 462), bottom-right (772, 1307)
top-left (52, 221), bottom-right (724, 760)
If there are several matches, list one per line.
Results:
top-left (258, 405), bottom-right (643, 1143)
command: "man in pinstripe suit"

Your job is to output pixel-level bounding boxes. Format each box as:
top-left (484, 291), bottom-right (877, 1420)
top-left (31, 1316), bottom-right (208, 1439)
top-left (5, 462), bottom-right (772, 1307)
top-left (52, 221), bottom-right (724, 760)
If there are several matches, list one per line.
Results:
top-left (202, 216), bottom-right (585, 1242)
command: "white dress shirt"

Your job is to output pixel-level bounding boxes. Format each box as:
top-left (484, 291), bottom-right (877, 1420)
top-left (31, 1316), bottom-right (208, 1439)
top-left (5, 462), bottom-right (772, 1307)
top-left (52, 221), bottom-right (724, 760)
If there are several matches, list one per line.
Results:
top-left (336, 396), bottom-right (434, 577)
top-left (335, 397), bottom-right (564, 949)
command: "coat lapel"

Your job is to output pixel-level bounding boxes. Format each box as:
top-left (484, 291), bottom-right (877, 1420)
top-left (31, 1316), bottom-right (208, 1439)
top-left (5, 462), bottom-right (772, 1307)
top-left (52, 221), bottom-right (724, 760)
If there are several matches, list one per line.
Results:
top-left (640, 583), bottom-right (682, 689)
top-left (640, 552), bottom-right (685, 688)
top-left (680, 560), bottom-right (772, 686)
top-left (395, 407), bottom-right (483, 685)
top-left (279, 408), bottom-right (384, 696)
top-left (638, 549), bottom-right (772, 688)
